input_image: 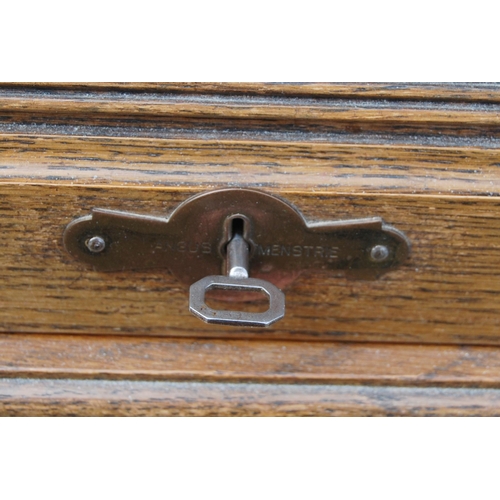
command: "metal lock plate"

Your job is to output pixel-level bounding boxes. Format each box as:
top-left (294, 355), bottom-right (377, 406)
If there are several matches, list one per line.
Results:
top-left (63, 188), bottom-right (410, 327)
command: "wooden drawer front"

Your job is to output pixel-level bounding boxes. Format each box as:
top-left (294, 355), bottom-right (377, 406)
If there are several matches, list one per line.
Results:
top-left (1, 83), bottom-right (500, 346)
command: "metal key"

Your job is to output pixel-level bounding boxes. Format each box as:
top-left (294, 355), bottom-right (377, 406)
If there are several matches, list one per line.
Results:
top-left (189, 226), bottom-right (285, 327)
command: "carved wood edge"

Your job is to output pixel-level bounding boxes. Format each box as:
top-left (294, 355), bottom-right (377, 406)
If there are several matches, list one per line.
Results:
top-left (2, 334), bottom-right (500, 387)
top-left (1, 83), bottom-right (500, 146)
top-left (2, 82), bottom-right (500, 102)
top-left (3, 378), bottom-right (500, 416)
top-left (2, 334), bottom-right (500, 415)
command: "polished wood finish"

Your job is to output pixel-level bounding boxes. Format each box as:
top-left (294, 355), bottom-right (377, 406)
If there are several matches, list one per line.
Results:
top-left (3, 334), bottom-right (500, 415)
top-left (2, 182), bottom-right (500, 344)
top-left (3, 378), bottom-right (500, 416)
top-left (2, 334), bottom-right (500, 388)
top-left (3, 82), bottom-right (500, 102)
top-left (1, 85), bottom-right (500, 343)
top-left (1, 83), bottom-right (500, 414)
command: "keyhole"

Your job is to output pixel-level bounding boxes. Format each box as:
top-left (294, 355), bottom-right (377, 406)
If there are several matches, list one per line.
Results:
top-left (220, 214), bottom-right (252, 258)
top-left (230, 217), bottom-right (245, 239)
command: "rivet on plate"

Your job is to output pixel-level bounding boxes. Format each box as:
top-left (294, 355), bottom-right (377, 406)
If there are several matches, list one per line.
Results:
top-left (370, 244), bottom-right (390, 262)
top-left (86, 236), bottom-right (106, 253)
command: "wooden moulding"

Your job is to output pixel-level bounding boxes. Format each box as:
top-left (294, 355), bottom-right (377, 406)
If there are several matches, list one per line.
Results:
top-left (2, 334), bottom-right (500, 388)
top-left (1, 83), bottom-right (500, 414)
top-left (1, 335), bottom-right (500, 416)
top-left (3, 82), bottom-right (500, 102)
top-left (4, 379), bottom-right (500, 416)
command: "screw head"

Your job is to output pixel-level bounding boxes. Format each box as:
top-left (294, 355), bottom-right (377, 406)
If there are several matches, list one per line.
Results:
top-left (370, 244), bottom-right (390, 262)
top-left (86, 236), bottom-right (106, 253)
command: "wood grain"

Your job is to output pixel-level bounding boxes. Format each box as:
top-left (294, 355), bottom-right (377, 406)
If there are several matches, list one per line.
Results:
top-left (1, 134), bottom-right (500, 195)
top-left (2, 95), bottom-right (500, 127)
top-left (2, 83), bottom-right (500, 414)
top-left (3, 82), bottom-right (500, 102)
top-left (3, 333), bottom-right (500, 415)
top-left (0, 88), bottom-right (500, 345)
top-left (0, 82), bottom-right (499, 345)
top-left (2, 334), bottom-right (500, 388)
top-left (1, 182), bottom-right (500, 344)
top-left (3, 378), bottom-right (500, 416)
top-left (1, 85), bottom-right (500, 146)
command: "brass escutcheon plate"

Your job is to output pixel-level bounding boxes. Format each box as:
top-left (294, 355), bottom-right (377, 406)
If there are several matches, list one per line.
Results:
top-left (63, 188), bottom-right (411, 294)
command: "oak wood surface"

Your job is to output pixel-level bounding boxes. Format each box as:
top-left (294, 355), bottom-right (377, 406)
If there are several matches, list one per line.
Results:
top-left (1, 83), bottom-right (500, 414)
top-left (1, 84), bottom-right (500, 344)
top-left (1, 135), bottom-right (500, 194)
top-left (3, 82), bottom-right (500, 102)
top-left (3, 378), bottom-right (500, 416)
top-left (3, 333), bottom-right (500, 415)
top-left (1, 334), bottom-right (500, 388)
top-left (2, 95), bottom-right (500, 128)
top-left (1, 183), bottom-right (500, 344)
top-left (1, 85), bottom-right (500, 146)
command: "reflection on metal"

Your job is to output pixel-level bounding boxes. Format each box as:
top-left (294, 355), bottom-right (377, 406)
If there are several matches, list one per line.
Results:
top-left (189, 217), bottom-right (285, 326)
top-left (85, 236), bottom-right (106, 254)
top-left (63, 188), bottom-right (411, 327)
top-left (190, 276), bottom-right (285, 327)
top-left (369, 244), bottom-right (390, 263)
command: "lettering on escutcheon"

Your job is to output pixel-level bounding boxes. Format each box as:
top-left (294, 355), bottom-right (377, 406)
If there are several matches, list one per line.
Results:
top-left (256, 244), bottom-right (339, 259)
top-left (158, 241), bottom-right (212, 254)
